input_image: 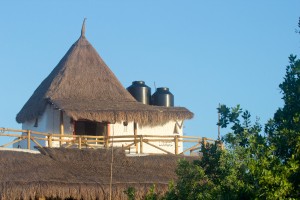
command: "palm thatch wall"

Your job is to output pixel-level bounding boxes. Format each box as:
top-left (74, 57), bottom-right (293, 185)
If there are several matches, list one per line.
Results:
top-left (16, 21), bottom-right (193, 126)
top-left (0, 148), bottom-right (196, 200)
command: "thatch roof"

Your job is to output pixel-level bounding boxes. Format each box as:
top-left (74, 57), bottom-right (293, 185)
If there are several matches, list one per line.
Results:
top-left (16, 20), bottom-right (193, 125)
top-left (0, 148), bottom-right (197, 200)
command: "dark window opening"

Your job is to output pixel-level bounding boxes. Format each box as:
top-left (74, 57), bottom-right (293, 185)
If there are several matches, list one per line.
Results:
top-left (74, 121), bottom-right (107, 136)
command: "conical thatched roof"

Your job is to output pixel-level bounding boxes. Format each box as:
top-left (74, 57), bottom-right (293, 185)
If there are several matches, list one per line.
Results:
top-left (0, 148), bottom-right (197, 200)
top-left (16, 21), bottom-right (193, 125)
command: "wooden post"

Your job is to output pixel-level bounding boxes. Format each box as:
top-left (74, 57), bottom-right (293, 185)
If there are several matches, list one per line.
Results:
top-left (140, 136), bottom-right (143, 154)
top-left (59, 110), bottom-right (64, 147)
top-left (106, 124), bottom-right (110, 148)
top-left (48, 135), bottom-right (52, 148)
top-left (175, 135), bottom-right (179, 155)
top-left (105, 135), bottom-right (109, 148)
top-left (78, 136), bottom-right (82, 149)
top-left (134, 122), bottom-right (138, 153)
top-left (27, 130), bottom-right (31, 150)
top-left (202, 137), bottom-right (207, 148)
top-left (217, 140), bottom-right (225, 150)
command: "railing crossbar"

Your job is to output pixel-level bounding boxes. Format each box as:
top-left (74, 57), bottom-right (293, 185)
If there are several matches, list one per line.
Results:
top-left (0, 128), bottom-right (221, 155)
top-left (0, 137), bottom-right (23, 148)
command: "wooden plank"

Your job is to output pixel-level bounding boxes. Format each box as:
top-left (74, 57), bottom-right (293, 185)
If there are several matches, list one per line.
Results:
top-left (30, 136), bottom-right (47, 141)
top-left (78, 136), bottom-right (82, 149)
top-left (105, 135), bottom-right (109, 148)
top-left (64, 143), bottom-right (75, 148)
top-left (30, 137), bottom-right (43, 149)
top-left (30, 130), bottom-right (51, 136)
top-left (84, 143), bottom-right (96, 149)
top-left (59, 110), bottom-right (64, 147)
top-left (27, 130), bottom-right (31, 150)
top-left (190, 147), bottom-right (201, 151)
top-left (108, 139), bottom-right (136, 143)
top-left (175, 136), bottom-right (179, 155)
top-left (138, 135), bottom-right (176, 138)
top-left (181, 143), bottom-right (201, 154)
top-left (106, 124), bottom-right (110, 148)
top-left (144, 139), bottom-right (174, 142)
top-left (179, 135), bottom-right (202, 139)
top-left (106, 135), bottom-right (135, 139)
top-left (85, 143), bottom-right (104, 149)
top-left (122, 142), bottom-right (135, 149)
top-left (143, 141), bottom-right (173, 154)
top-left (77, 135), bottom-right (105, 139)
top-left (180, 139), bottom-right (201, 143)
top-left (48, 135), bottom-right (52, 148)
top-left (0, 128), bottom-right (27, 133)
top-left (0, 138), bottom-right (23, 148)
top-left (51, 137), bottom-right (77, 142)
top-left (202, 137), bottom-right (207, 148)
top-left (134, 122), bottom-right (138, 153)
top-left (50, 134), bottom-right (104, 140)
top-left (0, 133), bottom-right (23, 137)
top-left (140, 136), bottom-right (143, 154)
top-left (50, 134), bottom-right (76, 137)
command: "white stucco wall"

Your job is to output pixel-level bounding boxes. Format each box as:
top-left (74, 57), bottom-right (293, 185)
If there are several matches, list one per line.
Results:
top-left (16, 103), bottom-right (185, 154)
top-left (16, 104), bottom-right (73, 149)
top-left (109, 120), bottom-right (184, 154)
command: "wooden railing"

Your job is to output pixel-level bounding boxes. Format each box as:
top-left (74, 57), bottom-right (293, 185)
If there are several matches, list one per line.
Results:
top-left (0, 128), bottom-right (222, 155)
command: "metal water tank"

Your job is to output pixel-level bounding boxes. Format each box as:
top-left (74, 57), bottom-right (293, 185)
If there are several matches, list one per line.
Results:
top-left (127, 81), bottom-right (151, 104)
top-left (152, 87), bottom-right (174, 107)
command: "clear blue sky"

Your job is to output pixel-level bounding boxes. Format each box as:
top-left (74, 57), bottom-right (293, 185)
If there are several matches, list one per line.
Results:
top-left (0, 1), bottom-right (299, 144)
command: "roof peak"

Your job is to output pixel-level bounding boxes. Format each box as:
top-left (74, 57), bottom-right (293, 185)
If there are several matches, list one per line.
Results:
top-left (81, 18), bottom-right (87, 37)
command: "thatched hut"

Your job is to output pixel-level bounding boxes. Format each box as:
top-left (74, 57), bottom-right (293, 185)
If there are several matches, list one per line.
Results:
top-left (0, 148), bottom-right (196, 200)
top-left (15, 20), bottom-right (193, 153)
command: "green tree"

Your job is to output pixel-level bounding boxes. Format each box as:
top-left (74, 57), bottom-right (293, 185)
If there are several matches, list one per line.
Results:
top-left (266, 55), bottom-right (300, 159)
top-left (126, 17), bottom-right (300, 200)
top-left (161, 18), bottom-right (300, 200)
top-left (218, 105), bottom-right (297, 199)
top-left (264, 54), bottom-right (300, 197)
top-left (263, 18), bottom-right (300, 196)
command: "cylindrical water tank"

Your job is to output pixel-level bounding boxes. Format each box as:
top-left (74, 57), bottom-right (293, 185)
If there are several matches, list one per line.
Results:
top-left (152, 87), bottom-right (174, 107)
top-left (127, 81), bottom-right (151, 104)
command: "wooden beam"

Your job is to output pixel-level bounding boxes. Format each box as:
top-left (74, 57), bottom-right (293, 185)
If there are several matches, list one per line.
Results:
top-left (134, 122), bottom-right (138, 153)
top-left (59, 110), bottom-right (64, 147)
top-left (202, 137), bottom-right (207, 148)
top-left (144, 141), bottom-right (173, 154)
top-left (48, 135), bottom-right (52, 148)
top-left (106, 124), bottom-right (110, 148)
top-left (174, 135), bottom-right (179, 155)
top-left (0, 133), bottom-right (26, 137)
top-left (122, 142), bottom-right (135, 149)
top-left (0, 137), bottom-right (23, 148)
top-left (27, 130), bottom-right (31, 150)
top-left (140, 136), bottom-right (143, 154)
top-left (31, 137), bottom-right (43, 149)
top-left (78, 136), bottom-right (82, 149)
top-left (181, 143), bottom-right (201, 155)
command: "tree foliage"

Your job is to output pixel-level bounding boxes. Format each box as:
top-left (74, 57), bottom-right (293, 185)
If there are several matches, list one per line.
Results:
top-left (125, 18), bottom-right (300, 200)
top-left (160, 18), bottom-right (300, 200)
